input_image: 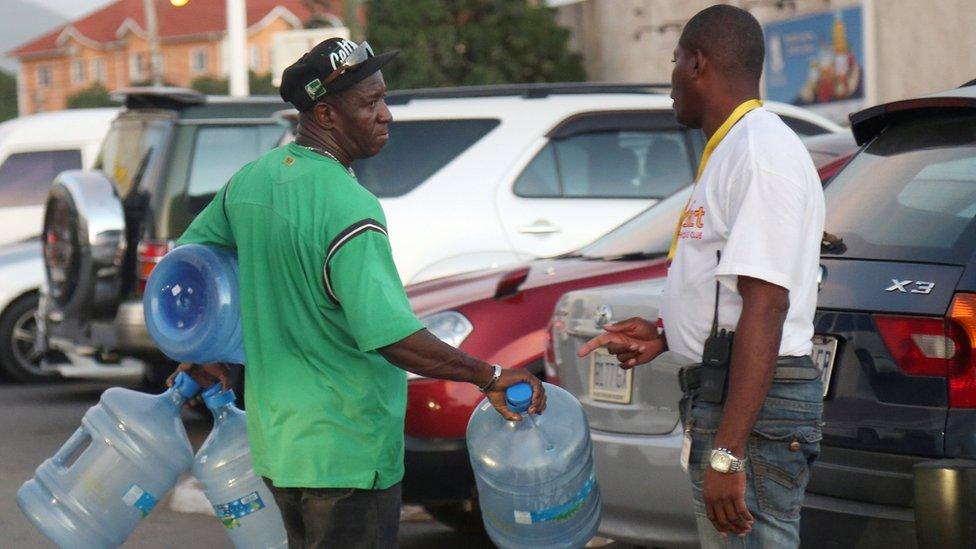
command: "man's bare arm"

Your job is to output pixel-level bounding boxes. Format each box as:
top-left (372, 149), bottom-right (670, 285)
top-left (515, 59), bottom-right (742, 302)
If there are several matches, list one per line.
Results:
top-left (378, 329), bottom-right (546, 420)
top-left (378, 329), bottom-right (493, 385)
top-left (712, 275), bottom-right (790, 456)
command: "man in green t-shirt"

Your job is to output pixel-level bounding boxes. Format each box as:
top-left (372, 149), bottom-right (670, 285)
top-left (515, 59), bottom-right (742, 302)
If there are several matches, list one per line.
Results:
top-left (172, 38), bottom-right (545, 548)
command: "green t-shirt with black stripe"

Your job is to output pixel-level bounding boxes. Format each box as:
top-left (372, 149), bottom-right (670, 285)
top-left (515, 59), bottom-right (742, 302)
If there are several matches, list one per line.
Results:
top-left (179, 142), bottom-right (423, 489)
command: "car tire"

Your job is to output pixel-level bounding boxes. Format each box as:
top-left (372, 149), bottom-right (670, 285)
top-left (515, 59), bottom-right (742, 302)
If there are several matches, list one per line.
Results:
top-left (0, 293), bottom-right (57, 383)
top-left (423, 500), bottom-right (485, 533)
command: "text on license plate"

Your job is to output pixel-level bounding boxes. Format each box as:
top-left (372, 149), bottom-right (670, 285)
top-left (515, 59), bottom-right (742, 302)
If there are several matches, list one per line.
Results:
top-left (589, 348), bottom-right (633, 404)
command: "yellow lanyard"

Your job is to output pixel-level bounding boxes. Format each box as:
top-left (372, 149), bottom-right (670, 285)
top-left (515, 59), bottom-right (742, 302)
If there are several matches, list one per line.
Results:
top-left (666, 99), bottom-right (763, 263)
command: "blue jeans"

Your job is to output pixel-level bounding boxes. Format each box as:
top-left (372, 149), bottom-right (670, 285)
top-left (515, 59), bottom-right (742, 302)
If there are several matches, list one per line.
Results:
top-left (683, 359), bottom-right (823, 549)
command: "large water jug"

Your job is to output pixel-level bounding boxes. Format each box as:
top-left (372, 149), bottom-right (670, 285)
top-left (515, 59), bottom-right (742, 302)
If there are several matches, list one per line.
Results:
top-left (144, 243), bottom-right (245, 364)
top-left (193, 384), bottom-right (287, 548)
top-left (467, 382), bottom-right (601, 548)
top-left (17, 372), bottom-right (201, 548)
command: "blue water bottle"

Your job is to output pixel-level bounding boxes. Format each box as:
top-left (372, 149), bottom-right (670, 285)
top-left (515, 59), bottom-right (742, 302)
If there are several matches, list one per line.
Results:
top-left (18, 373), bottom-right (201, 548)
top-left (193, 384), bottom-right (287, 548)
top-left (144, 244), bottom-right (245, 364)
top-left (467, 382), bottom-right (602, 548)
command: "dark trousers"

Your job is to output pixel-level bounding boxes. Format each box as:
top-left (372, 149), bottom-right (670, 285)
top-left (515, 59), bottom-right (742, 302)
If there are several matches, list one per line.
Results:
top-left (262, 478), bottom-right (401, 549)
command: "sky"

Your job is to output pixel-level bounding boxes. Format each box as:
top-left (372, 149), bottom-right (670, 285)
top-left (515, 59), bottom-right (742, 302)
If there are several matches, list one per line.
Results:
top-left (30, 0), bottom-right (112, 18)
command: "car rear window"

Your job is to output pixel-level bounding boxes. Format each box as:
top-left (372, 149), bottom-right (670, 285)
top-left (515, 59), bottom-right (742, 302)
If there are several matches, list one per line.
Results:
top-left (351, 119), bottom-right (499, 198)
top-left (822, 112), bottom-right (976, 264)
top-left (96, 116), bottom-right (171, 197)
top-left (186, 124), bottom-right (286, 197)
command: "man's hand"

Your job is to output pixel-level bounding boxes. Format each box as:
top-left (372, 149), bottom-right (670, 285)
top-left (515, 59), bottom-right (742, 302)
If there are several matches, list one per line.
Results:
top-left (703, 467), bottom-right (754, 536)
top-left (166, 362), bottom-right (232, 391)
top-left (484, 368), bottom-right (546, 422)
top-left (576, 317), bottom-right (665, 368)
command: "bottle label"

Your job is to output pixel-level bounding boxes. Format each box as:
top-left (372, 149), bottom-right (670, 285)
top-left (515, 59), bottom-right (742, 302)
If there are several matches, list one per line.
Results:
top-left (214, 491), bottom-right (267, 529)
top-left (513, 473), bottom-right (595, 525)
top-left (122, 484), bottom-right (158, 518)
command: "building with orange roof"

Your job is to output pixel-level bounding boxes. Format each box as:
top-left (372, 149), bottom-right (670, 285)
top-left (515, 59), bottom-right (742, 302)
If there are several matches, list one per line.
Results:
top-left (7, 0), bottom-right (343, 115)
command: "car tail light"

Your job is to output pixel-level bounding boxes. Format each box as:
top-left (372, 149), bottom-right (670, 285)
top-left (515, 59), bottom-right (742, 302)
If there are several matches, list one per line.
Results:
top-left (137, 239), bottom-right (173, 295)
top-left (874, 293), bottom-right (976, 408)
top-left (874, 315), bottom-right (950, 377)
top-left (947, 293), bottom-right (976, 408)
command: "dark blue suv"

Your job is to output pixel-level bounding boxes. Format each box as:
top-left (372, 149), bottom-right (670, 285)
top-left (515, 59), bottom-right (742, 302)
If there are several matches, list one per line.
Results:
top-left (805, 85), bottom-right (976, 548)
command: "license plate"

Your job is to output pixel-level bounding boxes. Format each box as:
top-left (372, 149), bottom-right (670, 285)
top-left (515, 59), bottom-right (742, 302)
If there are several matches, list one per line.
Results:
top-left (812, 335), bottom-right (839, 399)
top-left (589, 348), bottom-right (633, 404)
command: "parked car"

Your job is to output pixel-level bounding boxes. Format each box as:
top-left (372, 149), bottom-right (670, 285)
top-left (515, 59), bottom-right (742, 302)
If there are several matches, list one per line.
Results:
top-left (38, 84), bottom-right (841, 385)
top-left (0, 108), bottom-right (116, 247)
top-left (549, 84), bottom-right (976, 548)
top-left (297, 83), bottom-right (842, 284)
top-left (403, 128), bottom-right (855, 529)
top-left (38, 88), bottom-right (291, 383)
top-left (0, 109), bottom-right (116, 381)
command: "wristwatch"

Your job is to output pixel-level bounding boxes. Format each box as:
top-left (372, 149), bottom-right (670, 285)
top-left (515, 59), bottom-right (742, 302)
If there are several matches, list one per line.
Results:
top-left (478, 364), bottom-right (502, 393)
top-left (709, 448), bottom-right (746, 474)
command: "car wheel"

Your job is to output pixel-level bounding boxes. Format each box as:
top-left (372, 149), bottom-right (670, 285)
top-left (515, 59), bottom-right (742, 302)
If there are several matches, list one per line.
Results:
top-left (0, 293), bottom-right (56, 382)
top-left (423, 500), bottom-right (485, 533)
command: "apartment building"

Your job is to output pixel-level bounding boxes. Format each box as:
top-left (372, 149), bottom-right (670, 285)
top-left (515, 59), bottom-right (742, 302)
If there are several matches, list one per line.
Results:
top-left (7, 0), bottom-right (343, 114)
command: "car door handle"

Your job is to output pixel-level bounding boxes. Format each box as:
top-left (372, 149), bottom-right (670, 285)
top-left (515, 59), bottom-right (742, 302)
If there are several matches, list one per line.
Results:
top-left (518, 221), bottom-right (561, 235)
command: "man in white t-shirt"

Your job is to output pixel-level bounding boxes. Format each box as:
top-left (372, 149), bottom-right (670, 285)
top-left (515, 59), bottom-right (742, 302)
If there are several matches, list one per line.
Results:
top-left (579, 5), bottom-right (825, 548)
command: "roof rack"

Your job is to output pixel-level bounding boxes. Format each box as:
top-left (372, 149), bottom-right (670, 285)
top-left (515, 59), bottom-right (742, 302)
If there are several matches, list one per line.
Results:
top-left (385, 82), bottom-right (671, 105)
top-left (109, 87), bottom-right (206, 110)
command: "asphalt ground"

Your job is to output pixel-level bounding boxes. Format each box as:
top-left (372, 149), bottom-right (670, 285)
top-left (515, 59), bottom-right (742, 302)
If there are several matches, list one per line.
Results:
top-left (0, 379), bottom-right (497, 548)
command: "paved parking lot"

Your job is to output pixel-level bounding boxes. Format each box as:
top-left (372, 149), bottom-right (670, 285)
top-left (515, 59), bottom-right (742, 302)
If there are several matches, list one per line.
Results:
top-left (0, 379), bottom-right (495, 548)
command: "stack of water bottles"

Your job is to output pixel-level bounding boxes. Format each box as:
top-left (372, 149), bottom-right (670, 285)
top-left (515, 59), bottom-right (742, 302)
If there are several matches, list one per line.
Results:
top-left (18, 244), bottom-right (286, 548)
top-left (467, 382), bottom-right (603, 549)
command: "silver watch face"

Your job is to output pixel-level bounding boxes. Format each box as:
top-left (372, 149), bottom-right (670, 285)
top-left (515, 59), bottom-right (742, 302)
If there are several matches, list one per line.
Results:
top-left (710, 450), bottom-right (733, 473)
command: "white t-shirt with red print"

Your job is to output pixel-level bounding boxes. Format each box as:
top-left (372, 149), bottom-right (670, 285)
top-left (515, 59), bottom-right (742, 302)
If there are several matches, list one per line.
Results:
top-left (660, 108), bottom-right (825, 363)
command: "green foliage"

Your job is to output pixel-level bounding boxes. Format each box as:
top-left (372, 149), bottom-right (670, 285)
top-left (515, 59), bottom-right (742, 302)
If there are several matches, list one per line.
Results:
top-left (190, 72), bottom-right (278, 96)
top-left (190, 75), bottom-right (229, 95)
top-left (66, 83), bottom-right (116, 109)
top-left (0, 70), bottom-right (16, 121)
top-left (249, 71), bottom-right (277, 95)
top-left (365, 0), bottom-right (586, 89)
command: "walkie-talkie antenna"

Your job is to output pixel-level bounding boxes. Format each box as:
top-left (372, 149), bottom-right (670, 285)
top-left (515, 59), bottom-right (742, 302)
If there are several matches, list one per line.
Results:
top-left (711, 250), bottom-right (721, 338)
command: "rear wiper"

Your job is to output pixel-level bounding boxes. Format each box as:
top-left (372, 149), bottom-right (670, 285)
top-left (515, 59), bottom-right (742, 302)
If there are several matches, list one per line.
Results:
top-left (821, 231), bottom-right (847, 254)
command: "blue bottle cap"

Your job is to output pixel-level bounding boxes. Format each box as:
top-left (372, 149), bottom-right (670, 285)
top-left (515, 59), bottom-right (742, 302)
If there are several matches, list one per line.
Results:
top-left (505, 382), bottom-right (533, 414)
top-left (202, 383), bottom-right (236, 410)
top-left (172, 372), bottom-right (201, 400)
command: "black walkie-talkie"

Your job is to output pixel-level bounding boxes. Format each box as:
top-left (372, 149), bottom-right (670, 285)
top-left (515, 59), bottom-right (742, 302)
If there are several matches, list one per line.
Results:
top-left (699, 250), bottom-right (734, 404)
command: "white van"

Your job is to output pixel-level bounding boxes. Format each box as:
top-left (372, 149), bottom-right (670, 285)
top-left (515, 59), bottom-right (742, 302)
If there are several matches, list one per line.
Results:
top-left (0, 108), bottom-right (116, 246)
top-left (0, 108), bottom-right (115, 382)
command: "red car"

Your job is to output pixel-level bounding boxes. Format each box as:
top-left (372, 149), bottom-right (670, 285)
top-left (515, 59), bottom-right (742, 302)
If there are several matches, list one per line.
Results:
top-left (402, 134), bottom-right (856, 528)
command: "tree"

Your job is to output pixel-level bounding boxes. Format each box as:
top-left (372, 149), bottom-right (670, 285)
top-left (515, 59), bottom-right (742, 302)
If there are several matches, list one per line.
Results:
top-left (66, 83), bottom-right (116, 109)
top-left (365, 0), bottom-right (586, 89)
top-left (0, 70), bottom-right (16, 121)
top-left (190, 75), bottom-right (229, 95)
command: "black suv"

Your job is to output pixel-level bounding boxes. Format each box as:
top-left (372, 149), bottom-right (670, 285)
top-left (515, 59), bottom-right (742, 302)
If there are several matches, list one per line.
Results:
top-left (39, 88), bottom-right (290, 384)
top-left (804, 85), bottom-right (976, 548)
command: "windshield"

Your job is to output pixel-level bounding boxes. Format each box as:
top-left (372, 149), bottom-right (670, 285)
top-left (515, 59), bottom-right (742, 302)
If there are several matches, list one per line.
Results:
top-left (822, 112), bottom-right (976, 264)
top-left (95, 115), bottom-right (171, 197)
top-left (577, 184), bottom-right (691, 259)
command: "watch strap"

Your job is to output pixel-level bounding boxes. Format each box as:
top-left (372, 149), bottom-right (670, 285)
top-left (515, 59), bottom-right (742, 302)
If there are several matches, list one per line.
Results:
top-left (479, 364), bottom-right (502, 393)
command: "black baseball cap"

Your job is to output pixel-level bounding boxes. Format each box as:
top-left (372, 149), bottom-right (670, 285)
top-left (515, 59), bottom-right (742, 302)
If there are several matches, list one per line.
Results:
top-left (280, 37), bottom-right (399, 112)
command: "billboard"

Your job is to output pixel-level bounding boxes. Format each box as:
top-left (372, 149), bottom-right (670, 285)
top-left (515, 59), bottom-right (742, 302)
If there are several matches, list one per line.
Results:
top-left (764, 7), bottom-right (865, 121)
